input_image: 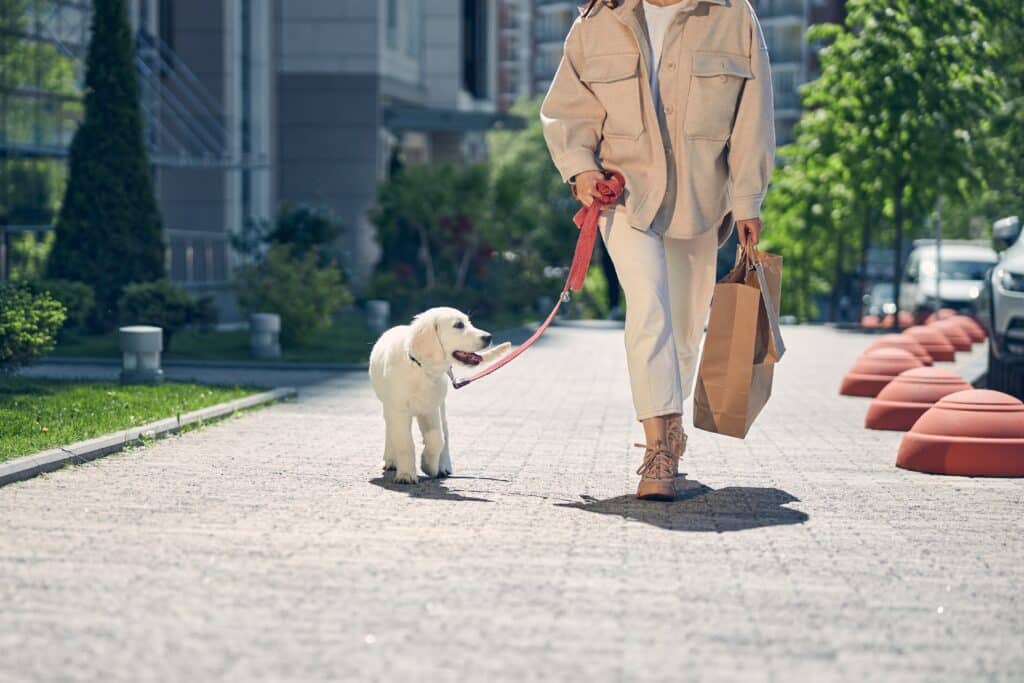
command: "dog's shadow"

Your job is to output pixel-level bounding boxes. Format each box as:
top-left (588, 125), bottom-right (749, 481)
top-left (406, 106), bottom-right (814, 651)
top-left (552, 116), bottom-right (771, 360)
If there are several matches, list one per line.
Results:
top-left (369, 473), bottom-right (494, 503)
top-left (557, 478), bottom-right (808, 532)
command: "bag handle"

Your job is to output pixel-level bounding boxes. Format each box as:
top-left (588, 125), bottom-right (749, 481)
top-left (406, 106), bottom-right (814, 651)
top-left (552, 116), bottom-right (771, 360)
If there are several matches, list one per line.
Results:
top-left (743, 241), bottom-right (787, 361)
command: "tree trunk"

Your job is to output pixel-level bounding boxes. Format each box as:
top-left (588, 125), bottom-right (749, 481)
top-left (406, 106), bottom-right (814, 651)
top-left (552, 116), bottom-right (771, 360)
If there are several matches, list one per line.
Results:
top-left (858, 204), bottom-right (872, 323)
top-left (832, 224), bottom-right (845, 322)
top-left (415, 222), bottom-right (436, 288)
top-left (891, 176), bottom-right (906, 329)
top-left (454, 240), bottom-right (477, 291)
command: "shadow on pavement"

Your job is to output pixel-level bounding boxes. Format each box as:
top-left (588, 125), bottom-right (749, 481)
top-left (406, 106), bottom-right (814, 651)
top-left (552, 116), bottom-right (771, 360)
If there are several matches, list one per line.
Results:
top-left (556, 479), bottom-right (808, 532)
top-left (369, 474), bottom-right (493, 503)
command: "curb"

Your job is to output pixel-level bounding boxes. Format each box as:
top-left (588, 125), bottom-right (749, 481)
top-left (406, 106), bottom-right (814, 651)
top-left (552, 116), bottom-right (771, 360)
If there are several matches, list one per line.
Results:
top-left (0, 387), bottom-right (297, 488)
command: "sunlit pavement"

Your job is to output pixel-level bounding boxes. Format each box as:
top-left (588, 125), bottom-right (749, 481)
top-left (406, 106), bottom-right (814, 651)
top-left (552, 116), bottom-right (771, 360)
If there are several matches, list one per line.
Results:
top-left (1, 325), bottom-right (1020, 682)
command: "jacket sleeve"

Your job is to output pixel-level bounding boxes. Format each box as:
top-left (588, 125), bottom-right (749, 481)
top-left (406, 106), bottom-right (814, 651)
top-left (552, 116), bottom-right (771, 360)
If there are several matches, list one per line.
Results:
top-left (728, 7), bottom-right (776, 221)
top-left (540, 19), bottom-right (605, 183)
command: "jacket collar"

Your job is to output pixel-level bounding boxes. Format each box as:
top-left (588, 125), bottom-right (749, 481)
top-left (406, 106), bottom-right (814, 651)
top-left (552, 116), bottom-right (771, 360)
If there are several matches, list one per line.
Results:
top-left (610, 0), bottom-right (728, 19)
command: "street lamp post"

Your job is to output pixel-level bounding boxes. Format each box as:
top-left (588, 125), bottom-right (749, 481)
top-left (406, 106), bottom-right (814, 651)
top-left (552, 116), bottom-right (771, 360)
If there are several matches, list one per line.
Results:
top-left (934, 195), bottom-right (943, 315)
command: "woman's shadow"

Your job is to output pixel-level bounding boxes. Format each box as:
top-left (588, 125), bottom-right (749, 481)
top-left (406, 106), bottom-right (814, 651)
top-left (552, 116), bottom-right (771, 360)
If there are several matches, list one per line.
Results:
top-left (556, 479), bottom-right (808, 532)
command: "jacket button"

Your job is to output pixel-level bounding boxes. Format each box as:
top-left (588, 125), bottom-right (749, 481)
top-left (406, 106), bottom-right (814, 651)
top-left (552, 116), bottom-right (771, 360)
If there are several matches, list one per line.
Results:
top-left (664, 106), bottom-right (674, 115)
top-left (665, 62), bottom-right (675, 70)
top-left (720, 75), bottom-right (728, 82)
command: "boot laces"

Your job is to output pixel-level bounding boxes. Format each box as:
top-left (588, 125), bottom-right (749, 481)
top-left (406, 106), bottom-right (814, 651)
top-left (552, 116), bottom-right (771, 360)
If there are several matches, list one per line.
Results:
top-left (634, 442), bottom-right (674, 479)
top-left (667, 422), bottom-right (688, 460)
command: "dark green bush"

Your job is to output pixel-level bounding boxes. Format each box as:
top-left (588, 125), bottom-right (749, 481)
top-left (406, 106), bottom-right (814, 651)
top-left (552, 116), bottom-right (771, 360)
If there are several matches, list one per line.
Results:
top-left (117, 280), bottom-right (215, 350)
top-left (0, 283), bottom-right (66, 373)
top-left (29, 279), bottom-right (96, 334)
top-left (47, 0), bottom-right (165, 329)
top-left (235, 244), bottom-right (352, 347)
top-left (233, 204), bottom-right (346, 267)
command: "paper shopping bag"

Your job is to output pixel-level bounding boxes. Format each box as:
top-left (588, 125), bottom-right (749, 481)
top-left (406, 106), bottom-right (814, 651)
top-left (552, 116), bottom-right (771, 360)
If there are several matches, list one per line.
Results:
top-left (741, 245), bottom-right (785, 364)
top-left (693, 244), bottom-right (784, 439)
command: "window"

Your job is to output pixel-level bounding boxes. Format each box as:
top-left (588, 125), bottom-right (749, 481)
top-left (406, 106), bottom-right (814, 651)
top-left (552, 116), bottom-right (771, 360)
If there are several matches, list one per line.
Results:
top-left (462, 0), bottom-right (488, 98)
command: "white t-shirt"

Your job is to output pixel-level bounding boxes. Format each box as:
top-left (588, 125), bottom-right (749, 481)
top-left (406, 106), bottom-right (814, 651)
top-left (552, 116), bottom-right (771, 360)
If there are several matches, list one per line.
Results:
top-left (642, 1), bottom-right (683, 110)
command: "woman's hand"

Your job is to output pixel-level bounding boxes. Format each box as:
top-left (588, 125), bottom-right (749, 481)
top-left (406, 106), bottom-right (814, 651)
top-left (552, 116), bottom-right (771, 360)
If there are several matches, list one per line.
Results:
top-left (736, 217), bottom-right (762, 248)
top-left (572, 170), bottom-right (606, 207)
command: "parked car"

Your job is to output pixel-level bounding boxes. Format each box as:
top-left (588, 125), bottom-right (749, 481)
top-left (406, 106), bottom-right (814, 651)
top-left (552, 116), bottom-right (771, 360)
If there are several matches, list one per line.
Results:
top-left (862, 282), bottom-right (897, 318)
top-left (899, 240), bottom-right (999, 316)
top-left (978, 217), bottom-right (1024, 398)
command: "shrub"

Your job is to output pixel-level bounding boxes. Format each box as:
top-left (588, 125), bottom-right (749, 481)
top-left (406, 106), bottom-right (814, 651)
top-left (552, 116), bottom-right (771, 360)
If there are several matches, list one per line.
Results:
top-left (0, 283), bottom-right (66, 373)
top-left (117, 280), bottom-right (215, 350)
top-left (47, 0), bottom-right (165, 329)
top-left (235, 244), bottom-right (352, 347)
top-left (29, 279), bottom-right (96, 334)
top-left (233, 204), bottom-right (346, 266)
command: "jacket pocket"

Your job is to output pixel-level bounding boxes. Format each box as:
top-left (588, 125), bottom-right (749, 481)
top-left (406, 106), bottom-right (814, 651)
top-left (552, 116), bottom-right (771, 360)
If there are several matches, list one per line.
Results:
top-left (581, 52), bottom-right (645, 140)
top-left (685, 51), bottom-right (753, 141)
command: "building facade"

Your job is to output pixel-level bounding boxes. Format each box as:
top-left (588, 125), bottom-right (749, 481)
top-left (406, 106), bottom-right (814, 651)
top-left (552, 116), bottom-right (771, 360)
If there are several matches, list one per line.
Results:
top-left (0, 0), bottom-right (513, 318)
top-left (527, 0), bottom-right (846, 144)
top-left (496, 0), bottom-right (531, 110)
top-left (751, 0), bottom-right (845, 144)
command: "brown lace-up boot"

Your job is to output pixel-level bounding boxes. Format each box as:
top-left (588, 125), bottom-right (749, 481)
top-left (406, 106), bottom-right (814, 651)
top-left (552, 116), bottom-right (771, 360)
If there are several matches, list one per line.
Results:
top-left (666, 417), bottom-right (688, 478)
top-left (635, 440), bottom-right (676, 501)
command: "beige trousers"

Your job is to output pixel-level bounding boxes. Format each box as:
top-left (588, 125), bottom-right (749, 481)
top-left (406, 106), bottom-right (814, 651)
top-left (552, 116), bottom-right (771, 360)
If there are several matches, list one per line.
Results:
top-left (598, 207), bottom-right (718, 421)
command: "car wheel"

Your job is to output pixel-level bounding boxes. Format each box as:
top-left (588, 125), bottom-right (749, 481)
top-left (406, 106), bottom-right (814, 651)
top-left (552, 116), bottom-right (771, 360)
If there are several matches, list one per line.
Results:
top-left (987, 343), bottom-right (1024, 399)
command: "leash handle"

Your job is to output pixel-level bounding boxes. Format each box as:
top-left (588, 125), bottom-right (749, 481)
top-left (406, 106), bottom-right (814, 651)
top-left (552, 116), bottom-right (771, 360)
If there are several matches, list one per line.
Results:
top-left (451, 172), bottom-right (625, 389)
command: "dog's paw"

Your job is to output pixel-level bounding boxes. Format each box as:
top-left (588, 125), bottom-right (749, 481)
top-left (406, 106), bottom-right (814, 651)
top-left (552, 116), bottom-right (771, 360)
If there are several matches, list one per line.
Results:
top-left (382, 460), bottom-right (396, 471)
top-left (392, 470), bottom-right (418, 485)
top-left (420, 461), bottom-right (439, 479)
top-left (436, 463), bottom-right (452, 478)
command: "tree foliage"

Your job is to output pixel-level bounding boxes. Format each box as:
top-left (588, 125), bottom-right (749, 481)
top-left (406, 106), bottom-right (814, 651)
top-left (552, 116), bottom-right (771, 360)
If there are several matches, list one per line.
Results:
top-left (368, 98), bottom-right (586, 321)
top-left (762, 0), bottom-right (1007, 320)
top-left (0, 283), bottom-right (66, 373)
top-left (47, 0), bottom-right (165, 329)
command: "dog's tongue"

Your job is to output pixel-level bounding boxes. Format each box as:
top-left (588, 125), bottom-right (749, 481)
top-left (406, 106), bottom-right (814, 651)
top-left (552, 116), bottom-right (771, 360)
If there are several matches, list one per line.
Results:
top-left (453, 350), bottom-right (483, 366)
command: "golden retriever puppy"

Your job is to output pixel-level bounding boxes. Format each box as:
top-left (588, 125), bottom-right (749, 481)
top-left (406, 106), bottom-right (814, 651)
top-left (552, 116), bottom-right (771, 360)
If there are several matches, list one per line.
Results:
top-left (369, 307), bottom-right (511, 483)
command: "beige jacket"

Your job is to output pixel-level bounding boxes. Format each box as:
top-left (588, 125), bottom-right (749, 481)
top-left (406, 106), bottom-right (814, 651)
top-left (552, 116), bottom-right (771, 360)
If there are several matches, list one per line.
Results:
top-left (540, 0), bottom-right (775, 244)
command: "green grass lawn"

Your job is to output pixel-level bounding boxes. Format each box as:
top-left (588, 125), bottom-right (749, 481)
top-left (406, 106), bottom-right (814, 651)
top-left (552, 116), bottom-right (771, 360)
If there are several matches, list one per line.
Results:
top-left (0, 378), bottom-right (256, 462)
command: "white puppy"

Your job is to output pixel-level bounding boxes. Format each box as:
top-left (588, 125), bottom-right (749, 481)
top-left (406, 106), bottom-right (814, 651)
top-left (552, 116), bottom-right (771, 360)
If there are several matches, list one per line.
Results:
top-left (369, 307), bottom-right (511, 483)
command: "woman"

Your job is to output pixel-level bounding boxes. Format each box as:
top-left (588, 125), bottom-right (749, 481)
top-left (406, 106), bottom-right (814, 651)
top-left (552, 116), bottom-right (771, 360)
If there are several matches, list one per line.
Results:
top-left (540, 0), bottom-right (775, 500)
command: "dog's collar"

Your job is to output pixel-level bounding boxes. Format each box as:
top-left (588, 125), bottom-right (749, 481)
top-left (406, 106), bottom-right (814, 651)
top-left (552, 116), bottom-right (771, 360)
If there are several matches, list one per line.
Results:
top-left (408, 351), bottom-right (457, 384)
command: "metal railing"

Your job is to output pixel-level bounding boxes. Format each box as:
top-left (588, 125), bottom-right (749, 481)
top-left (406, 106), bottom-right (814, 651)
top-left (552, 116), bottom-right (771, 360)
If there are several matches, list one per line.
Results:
top-left (3, 1), bottom-right (266, 170)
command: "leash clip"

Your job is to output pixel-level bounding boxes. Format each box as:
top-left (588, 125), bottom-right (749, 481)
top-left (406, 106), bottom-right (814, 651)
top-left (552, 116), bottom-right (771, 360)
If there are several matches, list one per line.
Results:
top-left (560, 291), bottom-right (571, 303)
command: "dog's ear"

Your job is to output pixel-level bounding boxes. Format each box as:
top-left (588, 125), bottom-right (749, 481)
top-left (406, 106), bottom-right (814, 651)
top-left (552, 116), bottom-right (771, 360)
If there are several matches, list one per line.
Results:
top-left (407, 313), bottom-right (446, 365)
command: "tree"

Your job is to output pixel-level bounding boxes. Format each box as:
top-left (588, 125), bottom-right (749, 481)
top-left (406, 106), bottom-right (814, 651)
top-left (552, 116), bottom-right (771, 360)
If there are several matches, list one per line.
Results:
top-left (47, 0), bottom-right (165, 328)
top-left (770, 0), bottom-right (1002, 322)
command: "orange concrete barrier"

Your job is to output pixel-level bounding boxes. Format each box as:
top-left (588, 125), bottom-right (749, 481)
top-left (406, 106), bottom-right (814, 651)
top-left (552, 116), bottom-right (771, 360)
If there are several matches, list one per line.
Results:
top-left (840, 348), bottom-right (924, 398)
top-left (952, 314), bottom-right (986, 343)
top-left (865, 367), bottom-right (971, 431)
top-left (896, 390), bottom-right (1024, 477)
top-left (903, 326), bottom-right (956, 362)
top-left (930, 318), bottom-right (973, 351)
top-left (866, 334), bottom-right (934, 366)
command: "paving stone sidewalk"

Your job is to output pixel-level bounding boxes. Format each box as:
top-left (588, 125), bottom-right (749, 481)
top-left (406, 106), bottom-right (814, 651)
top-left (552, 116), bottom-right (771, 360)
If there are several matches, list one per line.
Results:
top-left (0, 325), bottom-right (1020, 682)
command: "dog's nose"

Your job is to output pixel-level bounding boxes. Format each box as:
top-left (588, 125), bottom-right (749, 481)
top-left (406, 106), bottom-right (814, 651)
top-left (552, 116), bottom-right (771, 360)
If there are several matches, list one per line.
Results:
top-left (481, 334), bottom-right (492, 345)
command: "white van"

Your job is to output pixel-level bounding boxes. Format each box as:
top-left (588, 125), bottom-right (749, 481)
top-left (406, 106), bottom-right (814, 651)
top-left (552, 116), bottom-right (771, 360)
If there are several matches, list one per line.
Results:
top-left (899, 240), bottom-right (998, 315)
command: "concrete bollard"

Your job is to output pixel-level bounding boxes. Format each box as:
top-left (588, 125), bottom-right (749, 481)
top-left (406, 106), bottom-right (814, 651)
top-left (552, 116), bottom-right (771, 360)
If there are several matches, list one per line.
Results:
top-left (365, 299), bottom-right (390, 335)
top-left (250, 313), bottom-right (281, 359)
top-left (119, 326), bottom-right (164, 385)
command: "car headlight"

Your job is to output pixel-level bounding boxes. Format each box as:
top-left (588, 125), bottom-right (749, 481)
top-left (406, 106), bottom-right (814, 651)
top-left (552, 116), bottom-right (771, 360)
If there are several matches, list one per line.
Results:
top-left (997, 268), bottom-right (1024, 292)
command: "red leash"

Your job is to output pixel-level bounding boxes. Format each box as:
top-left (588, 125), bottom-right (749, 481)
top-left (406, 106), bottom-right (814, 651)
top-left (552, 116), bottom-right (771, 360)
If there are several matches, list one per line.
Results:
top-left (452, 171), bottom-right (625, 389)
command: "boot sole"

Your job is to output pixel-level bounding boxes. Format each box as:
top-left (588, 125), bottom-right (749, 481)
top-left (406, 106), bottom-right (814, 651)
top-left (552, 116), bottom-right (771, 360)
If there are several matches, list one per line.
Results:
top-left (637, 481), bottom-right (675, 501)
